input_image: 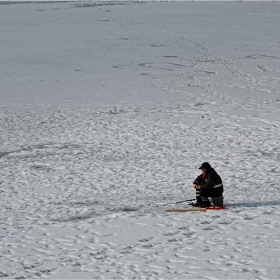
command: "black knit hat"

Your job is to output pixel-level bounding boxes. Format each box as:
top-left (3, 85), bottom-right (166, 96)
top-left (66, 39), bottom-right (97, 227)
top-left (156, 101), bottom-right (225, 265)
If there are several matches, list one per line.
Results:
top-left (198, 162), bottom-right (211, 169)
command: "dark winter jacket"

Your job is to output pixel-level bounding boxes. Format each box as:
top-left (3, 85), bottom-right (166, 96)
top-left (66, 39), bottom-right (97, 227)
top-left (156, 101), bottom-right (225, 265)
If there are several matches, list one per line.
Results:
top-left (193, 168), bottom-right (223, 191)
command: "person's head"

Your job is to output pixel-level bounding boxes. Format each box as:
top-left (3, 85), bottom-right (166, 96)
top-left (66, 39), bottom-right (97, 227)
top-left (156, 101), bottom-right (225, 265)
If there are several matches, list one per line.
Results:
top-left (198, 162), bottom-right (211, 172)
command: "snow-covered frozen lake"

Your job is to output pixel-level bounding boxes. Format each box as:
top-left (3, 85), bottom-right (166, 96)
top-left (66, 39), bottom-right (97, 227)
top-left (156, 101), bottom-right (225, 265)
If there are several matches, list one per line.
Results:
top-left (1, 1), bottom-right (280, 278)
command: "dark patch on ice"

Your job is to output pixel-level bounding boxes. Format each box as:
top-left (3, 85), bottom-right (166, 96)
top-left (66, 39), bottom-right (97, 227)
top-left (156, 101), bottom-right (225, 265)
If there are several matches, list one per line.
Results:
top-left (113, 61), bottom-right (190, 72)
top-left (74, 1), bottom-right (146, 9)
top-left (183, 232), bottom-right (195, 237)
top-left (67, 213), bottom-right (95, 222)
top-left (194, 102), bottom-right (208, 107)
top-left (196, 70), bottom-right (217, 75)
top-left (52, 211), bottom-right (100, 223)
top-left (0, 142), bottom-right (84, 160)
top-left (0, 1), bottom-right (74, 5)
top-left (203, 227), bottom-right (215, 231)
top-left (30, 165), bottom-right (53, 171)
top-left (0, 151), bottom-right (12, 159)
top-left (108, 108), bottom-right (127, 114)
top-left (257, 66), bottom-right (269, 72)
top-left (0, 1), bottom-right (38, 4)
top-left (139, 237), bottom-right (153, 242)
top-left (245, 54), bottom-right (279, 59)
top-left (106, 206), bottom-right (140, 212)
top-left (69, 200), bottom-right (100, 206)
top-left (150, 44), bottom-right (165, 47)
top-left (164, 56), bottom-right (178, 58)
top-left (121, 206), bottom-right (140, 212)
top-left (0, 0), bottom-right (146, 6)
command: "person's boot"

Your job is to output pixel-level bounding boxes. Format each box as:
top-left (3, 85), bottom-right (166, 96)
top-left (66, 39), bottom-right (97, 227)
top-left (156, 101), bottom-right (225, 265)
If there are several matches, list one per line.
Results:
top-left (191, 196), bottom-right (202, 207)
top-left (199, 197), bottom-right (211, 208)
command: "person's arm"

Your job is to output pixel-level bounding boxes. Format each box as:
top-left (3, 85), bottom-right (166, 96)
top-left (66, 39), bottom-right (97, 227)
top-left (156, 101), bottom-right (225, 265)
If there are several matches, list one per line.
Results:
top-left (193, 174), bottom-right (202, 189)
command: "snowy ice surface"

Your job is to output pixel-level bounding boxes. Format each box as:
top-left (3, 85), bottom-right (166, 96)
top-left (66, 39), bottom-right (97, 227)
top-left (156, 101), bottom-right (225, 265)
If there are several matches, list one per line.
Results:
top-left (1, 1), bottom-right (280, 279)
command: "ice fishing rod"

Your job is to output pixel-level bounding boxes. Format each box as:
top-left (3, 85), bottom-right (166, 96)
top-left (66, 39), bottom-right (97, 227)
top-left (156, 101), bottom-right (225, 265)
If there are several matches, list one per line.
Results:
top-left (175, 198), bottom-right (195, 204)
top-left (153, 198), bottom-right (195, 207)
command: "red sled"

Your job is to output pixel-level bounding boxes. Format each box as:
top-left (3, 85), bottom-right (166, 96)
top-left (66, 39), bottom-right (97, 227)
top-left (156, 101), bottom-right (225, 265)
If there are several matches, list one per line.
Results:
top-left (205, 206), bottom-right (226, 210)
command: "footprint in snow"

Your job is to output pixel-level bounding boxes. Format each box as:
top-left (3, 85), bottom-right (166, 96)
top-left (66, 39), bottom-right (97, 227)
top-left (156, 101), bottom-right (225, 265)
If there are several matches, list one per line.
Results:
top-left (139, 237), bottom-right (153, 242)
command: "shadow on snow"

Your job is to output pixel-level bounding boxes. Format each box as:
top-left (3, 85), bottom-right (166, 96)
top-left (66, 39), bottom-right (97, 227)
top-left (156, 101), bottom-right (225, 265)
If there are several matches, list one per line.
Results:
top-left (226, 201), bottom-right (280, 208)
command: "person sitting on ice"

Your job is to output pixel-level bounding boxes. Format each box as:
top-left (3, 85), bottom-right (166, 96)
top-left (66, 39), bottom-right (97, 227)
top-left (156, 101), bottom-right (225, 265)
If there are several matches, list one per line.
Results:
top-left (192, 162), bottom-right (224, 208)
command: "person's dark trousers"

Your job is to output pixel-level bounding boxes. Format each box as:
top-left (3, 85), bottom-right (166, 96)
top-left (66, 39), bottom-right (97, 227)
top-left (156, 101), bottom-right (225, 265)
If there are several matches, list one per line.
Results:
top-left (195, 189), bottom-right (202, 203)
top-left (200, 186), bottom-right (224, 198)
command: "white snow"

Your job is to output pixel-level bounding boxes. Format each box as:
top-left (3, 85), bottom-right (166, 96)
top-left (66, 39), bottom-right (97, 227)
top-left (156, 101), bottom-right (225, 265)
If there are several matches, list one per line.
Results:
top-left (1, 1), bottom-right (280, 279)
